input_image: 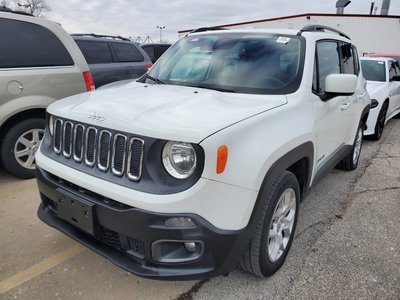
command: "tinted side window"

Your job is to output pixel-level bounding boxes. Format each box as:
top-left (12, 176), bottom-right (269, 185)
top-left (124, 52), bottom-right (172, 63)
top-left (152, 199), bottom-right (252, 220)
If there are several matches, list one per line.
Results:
top-left (112, 42), bottom-right (144, 62)
top-left (389, 62), bottom-right (397, 79)
top-left (341, 43), bottom-right (355, 75)
top-left (315, 41), bottom-right (340, 93)
top-left (0, 18), bottom-right (73, 68)
top-left (352, 45), bottom-right (360, 75)
top-left (75, 40), bottom-right (113, 64)
top-left (160, 45), bottom-right (170, 54)
top-left (394, 63), bottom-right (400, 75)
top-left (142, 46), bottom-right (155, 61)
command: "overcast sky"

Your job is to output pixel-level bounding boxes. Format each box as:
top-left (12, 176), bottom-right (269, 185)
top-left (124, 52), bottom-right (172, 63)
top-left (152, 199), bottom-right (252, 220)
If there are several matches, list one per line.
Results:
top-left (38, 0), bottom-right (400, 43)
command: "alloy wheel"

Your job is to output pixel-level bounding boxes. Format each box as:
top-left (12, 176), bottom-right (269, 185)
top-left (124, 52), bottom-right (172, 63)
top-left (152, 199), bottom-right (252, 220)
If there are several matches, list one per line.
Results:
top-left (267, 188), bottom-right (297, 263)
top-left (14, 128), bottom-right (44, 169)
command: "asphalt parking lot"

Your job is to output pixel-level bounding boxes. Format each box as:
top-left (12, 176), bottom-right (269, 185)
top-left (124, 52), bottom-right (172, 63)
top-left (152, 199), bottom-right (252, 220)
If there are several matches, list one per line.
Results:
top-left (1, 119), bottom-right (399, 300)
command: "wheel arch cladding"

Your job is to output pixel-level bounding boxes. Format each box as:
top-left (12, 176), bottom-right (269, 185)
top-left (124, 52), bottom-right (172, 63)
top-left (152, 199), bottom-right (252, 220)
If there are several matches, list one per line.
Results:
top-left (243, 141), bottom-right (313, 242)
top-left (361, 104), bottom-right (371, 128)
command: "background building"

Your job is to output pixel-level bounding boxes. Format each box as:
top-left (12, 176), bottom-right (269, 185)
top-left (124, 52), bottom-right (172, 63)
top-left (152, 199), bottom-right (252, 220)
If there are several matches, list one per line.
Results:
top-left (178, 13), bottom-right (400, 55)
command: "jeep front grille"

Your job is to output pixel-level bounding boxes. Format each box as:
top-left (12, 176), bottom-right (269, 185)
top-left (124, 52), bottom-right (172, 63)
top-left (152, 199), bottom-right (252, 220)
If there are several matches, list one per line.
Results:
top-left (98, 130), bottom-right (112, 171)
top-left (52, 119), bottom-right (144, 181)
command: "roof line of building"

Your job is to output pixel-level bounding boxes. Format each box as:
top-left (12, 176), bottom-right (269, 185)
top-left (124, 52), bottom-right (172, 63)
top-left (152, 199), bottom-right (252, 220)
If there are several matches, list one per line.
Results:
top-left (178, 12), bottom-right (400, 33)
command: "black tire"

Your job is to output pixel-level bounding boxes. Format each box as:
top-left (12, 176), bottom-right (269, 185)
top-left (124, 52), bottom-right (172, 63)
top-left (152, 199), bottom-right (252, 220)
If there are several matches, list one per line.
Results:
top-left (371, 103), bottom-right (388, 141)
top-left (0, 118), bottom-right (45, 179)
top-left (336, 122), bottom-right (363, 171)
top-left (240, 171), bottom-right (300, 277)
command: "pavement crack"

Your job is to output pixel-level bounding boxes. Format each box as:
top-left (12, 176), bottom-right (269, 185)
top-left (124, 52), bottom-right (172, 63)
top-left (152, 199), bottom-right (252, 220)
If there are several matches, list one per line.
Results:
top-left (355, 186), bottom-right (400, 195)
top-left (294, 219), bottom-right (332, 239)
top-left (173, 279), bottom-right (209, 300)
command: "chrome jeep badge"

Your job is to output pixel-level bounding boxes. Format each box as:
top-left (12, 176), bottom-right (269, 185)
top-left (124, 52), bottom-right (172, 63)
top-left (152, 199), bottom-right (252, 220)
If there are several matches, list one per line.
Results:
top-left (88, 112), bottom-right (107, 122)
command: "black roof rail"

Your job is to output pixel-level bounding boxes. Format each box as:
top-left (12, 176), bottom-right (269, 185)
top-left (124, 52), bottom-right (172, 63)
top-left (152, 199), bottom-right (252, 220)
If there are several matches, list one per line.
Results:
top-left (0, 5), bottom-right (33, 16)
top-left (190, 27), bottom-right (228, 34)
top-left (298, 24), bottom-right (351, 40)
top-left (71, 33), bottom-right (131, 41)
top-left (0, 5), bottom-right (12, 12)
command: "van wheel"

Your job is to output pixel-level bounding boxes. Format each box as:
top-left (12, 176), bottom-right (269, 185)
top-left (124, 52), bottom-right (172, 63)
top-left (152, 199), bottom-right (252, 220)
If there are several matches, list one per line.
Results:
top-left (0, 118), bottom-right (45, 179)
top-left (337, 122), bottom-right (363, 171)
top-left (372, 103), bottom-right (387, 141)
top-left (240, 171), bottom-right (300, 277)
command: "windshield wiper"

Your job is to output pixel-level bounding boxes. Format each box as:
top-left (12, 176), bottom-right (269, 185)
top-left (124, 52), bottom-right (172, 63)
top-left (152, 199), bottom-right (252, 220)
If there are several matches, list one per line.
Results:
top-left (146, 74), bottom-right (165, 84)
top-left (187, 83), bottom-right (236, 93)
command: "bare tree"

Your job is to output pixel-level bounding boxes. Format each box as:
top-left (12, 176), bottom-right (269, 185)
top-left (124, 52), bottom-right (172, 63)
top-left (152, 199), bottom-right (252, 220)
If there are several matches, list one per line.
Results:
top-left (1, 0), bottom-right (9, 7)
top-left (13, 0), bottom-right (51, 16)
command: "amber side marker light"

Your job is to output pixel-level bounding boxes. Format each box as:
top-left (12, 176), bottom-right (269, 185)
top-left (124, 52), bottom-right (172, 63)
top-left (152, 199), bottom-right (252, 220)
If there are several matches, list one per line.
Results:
top-left (216, 145), bottom-right (228, 174)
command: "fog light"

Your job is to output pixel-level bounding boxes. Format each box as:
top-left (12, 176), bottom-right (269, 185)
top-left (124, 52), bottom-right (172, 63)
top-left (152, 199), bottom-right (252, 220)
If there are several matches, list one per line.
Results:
top-left (151, 240), bottom-right (204, 263)
top-left (184, 242), bottom-right (197, 253)
top-left (165, 217), bottom-right (196, 228)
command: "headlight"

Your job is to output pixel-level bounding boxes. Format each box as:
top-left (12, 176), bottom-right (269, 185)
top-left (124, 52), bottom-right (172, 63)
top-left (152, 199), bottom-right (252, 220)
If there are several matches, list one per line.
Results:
top-left (162, 141), bottom-right (197, 179)
top-left (48, 114), bottom-right (54, 136)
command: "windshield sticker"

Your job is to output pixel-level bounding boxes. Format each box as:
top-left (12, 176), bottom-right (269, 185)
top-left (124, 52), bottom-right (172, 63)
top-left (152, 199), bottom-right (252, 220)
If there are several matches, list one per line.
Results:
top-left (378, 61), bottom-right (384, 64)
top-left (188, 38), bottom-right (205, 43)
top-left (276, 37), bottom-right (290, 44)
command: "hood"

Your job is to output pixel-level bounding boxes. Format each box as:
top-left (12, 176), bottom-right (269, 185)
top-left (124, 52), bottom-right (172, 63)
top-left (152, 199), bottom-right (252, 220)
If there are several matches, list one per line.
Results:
top-left (48, 82), bottom-right (287, 143)
top-left (96, 79), bottom-right (136, 91)
top-left (366, 81), bottom-right (390, 99)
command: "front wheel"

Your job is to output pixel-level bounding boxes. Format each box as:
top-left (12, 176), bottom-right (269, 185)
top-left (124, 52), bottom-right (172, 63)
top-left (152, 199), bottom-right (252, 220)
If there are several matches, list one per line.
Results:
top-left (240, 171), bottom-right (300, 277)
top-left (0, 118), bottom-right (45, 179)
top-left (337, 122), bottom-right (363, 171)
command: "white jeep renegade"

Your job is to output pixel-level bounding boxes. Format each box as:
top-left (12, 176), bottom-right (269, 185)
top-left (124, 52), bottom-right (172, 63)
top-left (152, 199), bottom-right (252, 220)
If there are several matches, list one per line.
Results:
top-left (36, 25), bottom-right (370, 280)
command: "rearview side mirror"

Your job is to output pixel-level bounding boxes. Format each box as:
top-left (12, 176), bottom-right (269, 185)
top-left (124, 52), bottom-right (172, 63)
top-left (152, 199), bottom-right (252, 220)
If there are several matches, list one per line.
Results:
top-left (325, 74), bottom-right (357, 95)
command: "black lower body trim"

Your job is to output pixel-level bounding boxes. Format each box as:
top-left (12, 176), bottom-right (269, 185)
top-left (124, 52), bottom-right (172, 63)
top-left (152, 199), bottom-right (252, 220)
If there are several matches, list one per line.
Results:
top-left (36, 166), bottom-right (250, 280)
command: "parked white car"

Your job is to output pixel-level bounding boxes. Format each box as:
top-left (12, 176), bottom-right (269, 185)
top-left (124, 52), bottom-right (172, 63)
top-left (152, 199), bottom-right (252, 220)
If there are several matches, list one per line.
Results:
top-left (360, 57), bottom-right (400, 140)
top-left (36, 25), bottom-right (371, 280)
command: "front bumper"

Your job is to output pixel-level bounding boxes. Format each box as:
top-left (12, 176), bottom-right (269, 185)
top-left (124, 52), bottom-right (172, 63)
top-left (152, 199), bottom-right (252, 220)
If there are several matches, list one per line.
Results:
top-left (36, 167), bottom-right (252, 280)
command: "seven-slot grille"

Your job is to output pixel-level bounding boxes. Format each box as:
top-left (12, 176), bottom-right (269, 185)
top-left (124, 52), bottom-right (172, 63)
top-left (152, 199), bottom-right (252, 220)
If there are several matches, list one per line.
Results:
top-left (52, 119), bottom-right (144, 181)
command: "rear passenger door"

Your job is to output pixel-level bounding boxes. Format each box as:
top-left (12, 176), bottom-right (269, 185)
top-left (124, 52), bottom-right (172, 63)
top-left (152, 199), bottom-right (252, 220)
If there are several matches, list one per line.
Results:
top-left (75, 40), bottom-right (119, 88)
top-left (110, 42), bottom-right (148, 80)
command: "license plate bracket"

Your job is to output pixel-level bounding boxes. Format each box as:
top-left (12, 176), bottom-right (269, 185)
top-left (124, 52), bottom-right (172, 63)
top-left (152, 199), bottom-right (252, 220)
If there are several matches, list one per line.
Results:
top-left (57, 189), bottom-right (95, 235)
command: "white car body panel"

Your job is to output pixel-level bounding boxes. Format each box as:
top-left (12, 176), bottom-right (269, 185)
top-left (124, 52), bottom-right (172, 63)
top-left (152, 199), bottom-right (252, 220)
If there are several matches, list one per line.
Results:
top-left (361, 57), bottom-right (400, 136)
top-left (47, 82), bottom-right (287, 144)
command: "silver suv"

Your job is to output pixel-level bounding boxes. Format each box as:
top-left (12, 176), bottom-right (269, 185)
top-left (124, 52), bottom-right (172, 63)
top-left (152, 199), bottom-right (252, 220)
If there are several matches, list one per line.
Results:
top-left (0, 9), bottom-right (94, 179)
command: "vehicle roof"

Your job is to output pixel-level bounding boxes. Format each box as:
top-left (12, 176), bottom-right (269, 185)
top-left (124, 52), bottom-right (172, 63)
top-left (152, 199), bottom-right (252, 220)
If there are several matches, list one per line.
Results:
top-left (188, 28), bottom-right (300, 36)
top-left (141, 43), bottom-right (171, 47)
top-left (71, 34), bottom-right (135, 43)
top-left (0, 10), bottom-right (59, 27)
top-left (360, 57), bottom-right (396, 62)
top-left (187, 28), bottom-right (352, 42)
top-left (368, 53), bottom-right (400, 57)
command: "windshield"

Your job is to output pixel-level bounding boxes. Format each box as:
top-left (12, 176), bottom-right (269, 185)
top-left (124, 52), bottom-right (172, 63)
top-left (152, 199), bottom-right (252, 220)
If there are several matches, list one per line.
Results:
top-left (144, 32), bottom-right (305, 94)
top-left (361, 60), bottom-right (386, 82)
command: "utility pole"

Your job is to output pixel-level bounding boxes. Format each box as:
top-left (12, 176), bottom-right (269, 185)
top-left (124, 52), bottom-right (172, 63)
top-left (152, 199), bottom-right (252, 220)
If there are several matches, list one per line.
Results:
top-left (157, 25), bottom-right (165, 43)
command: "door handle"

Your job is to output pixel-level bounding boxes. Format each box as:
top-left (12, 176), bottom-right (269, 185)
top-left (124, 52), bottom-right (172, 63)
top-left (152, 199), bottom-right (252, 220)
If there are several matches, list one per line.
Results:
top-left (340, 103), bottom-right (350, 111)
